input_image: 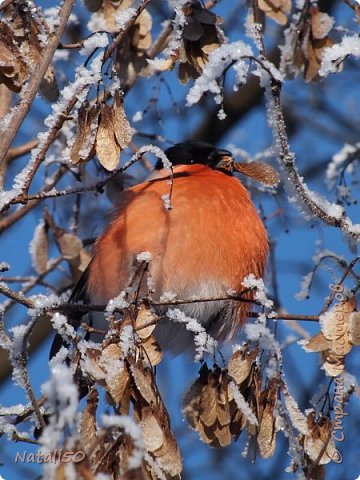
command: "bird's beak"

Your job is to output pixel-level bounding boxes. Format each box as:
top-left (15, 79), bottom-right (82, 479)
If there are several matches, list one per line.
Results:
top-left (214, 151), bottom-right (234, 172)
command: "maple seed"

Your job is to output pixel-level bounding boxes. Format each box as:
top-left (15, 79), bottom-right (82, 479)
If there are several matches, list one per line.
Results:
top-left (257, 0), bottom-right (291, 26)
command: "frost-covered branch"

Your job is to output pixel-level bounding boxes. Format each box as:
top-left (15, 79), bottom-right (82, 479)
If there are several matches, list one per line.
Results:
top-left (0, 0), bottom-right (75, 166)
top-left (269, 79), bottom-right (360, 242)
top-left (0, 282), bottom-right (320, 322)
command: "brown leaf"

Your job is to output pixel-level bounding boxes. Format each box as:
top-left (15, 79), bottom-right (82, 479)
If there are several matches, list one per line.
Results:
top-left (194, 421), bottom-right (216, 446)
top-left (199, 382), bottom-right (218, 427)
top-left (135, 304), bottom-right (157, 340)
top-left (311, 10), bottom-right (334, 40)
top-left (83, 349), bottom-right (106, 382)
top-left (300, 329), bottom-right (348, 377)
top-left (304, 36), bottom-right (334, 82)
top-left (227, 349), bottom-right (254, 385)
top-left (30, 221), bottom-right (48, 274)
top-left (178, 62), bottom-right (191, 84)
top-left (229, 402), bottom-right (245, 439)
top-left (213, 422), bottom-right (232, 447)
top-left (183, 21), bottom-right (204, 42)
top-left (141, 335), bottom-right (163, 367)
top-left (304, 414), bottom-right (337, 465)
top-left (317, 298), bottom-right (355, 374)
top-left (234, 161), bottom-right (280, 186)
top-left (320, 298), bottom-right (356, 341)
top-left (141, 406), bottom-right (164, 453)
top-left (113, 92), bottom-right (132, 149)
top-left (77, 248), bottom-right (92, 274)
top-left (257, 383), bottom-right (278, 458)
top-left (193, 8), bottom-right (219, 25)
top-left (153, 433), bottom-right (182, 476)
top-left (54, 463), bottom-right (66, 480)
top-left (258, 404), bottom-right (277, 458)
top-left (152, 56), bottom-right (177, 72)
top-left (216, 377), bottom-right (231, 426)
top-left (301, 332), bottom-right (330, 353)
top-left (258, 0), bottom-right (291, 25)
top-left (134, 9), bottom-right (152, 50)
top-left (178, 3), bottom-right (223, 82)
top-left (96, 104), bottom-right (120, 171)
top-left (80, 388), bottom-right (99, 452)
top-left (71, 103), bottom-right (100, 165)
top-left (131, 363), bottom-right (157, 405)
top-left (58, 233), bottom-right (83, 260)
top-left (322, 353), bottom-right (345, 377)
top-left (200, 29), bottom-right (222, 54)
top-left (100, 344), bottom-right (130, 404)
top-left (182, 376), bottom-right (203, 429)
top-left (0, 21), bottom-right (29, 93)
top-left (349, 311), bottom-right (360, 345)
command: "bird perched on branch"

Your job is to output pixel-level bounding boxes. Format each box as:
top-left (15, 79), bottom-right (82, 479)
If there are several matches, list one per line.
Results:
top-left (50, 140), bottom-right (278, 357)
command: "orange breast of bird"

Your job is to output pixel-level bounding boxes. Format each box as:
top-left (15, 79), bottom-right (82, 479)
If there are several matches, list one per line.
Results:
top-left (87, 164), bottom-right (268, 351)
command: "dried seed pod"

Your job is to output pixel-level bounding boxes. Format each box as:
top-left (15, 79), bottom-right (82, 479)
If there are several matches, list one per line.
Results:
top-left (135, 304), bottom-right (157, 340)
top-left (177, 1), bottom-right (224, 83)
top-left (96, 103), bottom-right (121, 171)
top-left (113, 91), bottom-right (132, 149)
top-left (80, 388), bottom-right (99, 452)
top-left (141, 406), bottom-right (164, 453)
top-left (257, 380), bottom-right (278, 458)
top-left (140, 335), bottom-right (163, 367)
top-left (301, 298), bottom-right (357, 376)
top-left (70, 103), bottom-right (100, 165)
top-left (130, 363), bottom-right (158, 405)
top-left (311, 10), bottom-right (334, 40)
top-left (258, 0), bottom-right (291, 26)
top-left (234, 161), bottom-right (280, 186)
top-left (227, 347), bottom-right (256, 385)
top-left (303, 413), bottom-right (338, 464)
top-left (349, 311), bottom-right (360, 345)
top-left (30, 220), bottom-right (49, 274)
top-left (0, 21), bottom-right (29, 93)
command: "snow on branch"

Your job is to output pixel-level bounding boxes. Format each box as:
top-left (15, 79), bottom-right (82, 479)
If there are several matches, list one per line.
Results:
top-left (268, 79), bottom-right (360, 242)
top-left (186, 41), bottom-right (253, 107)
top-left (326, 142), bottom-right (360, 191)
top-left (320, 35), bottom-right (360, 77)
top-left (166, 308), bottom-right (218, 361)
top-left (41, 354), bottom-right (79, 450)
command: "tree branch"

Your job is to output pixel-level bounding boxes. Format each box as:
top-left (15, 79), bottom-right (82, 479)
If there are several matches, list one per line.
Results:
top-left (270, 79), bottom-right (360, 242)
top-left (0, 0), bottom-right (75, 166)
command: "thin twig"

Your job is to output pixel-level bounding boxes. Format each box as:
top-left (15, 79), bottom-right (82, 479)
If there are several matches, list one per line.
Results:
top-left (0, 283), bottom-right (33, 308)
top-left (0, 167), bottom-right (66, 233)
top-left (1, 257), bottom-right (63, 313)
top-left (0, 284), bottom-right (320, 322)
top-left (4, 150), bottom-right (151, 208)
top-left (270, 79), bottom-right (360, 242)
top-left (5, 139), bottom-right (39, 162)
top-left (320, 256), bottom-right (360, 314)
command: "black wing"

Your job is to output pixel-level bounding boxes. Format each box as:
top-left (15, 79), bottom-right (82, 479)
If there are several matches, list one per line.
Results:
top-left (49, 265), bottom-right (91, 360)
